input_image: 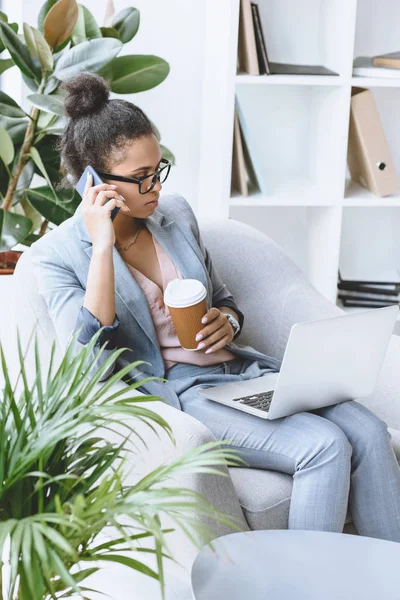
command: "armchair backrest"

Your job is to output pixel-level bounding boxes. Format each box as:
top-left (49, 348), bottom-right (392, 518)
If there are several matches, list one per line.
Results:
top-left (199, 216), bottom-right (309, 357)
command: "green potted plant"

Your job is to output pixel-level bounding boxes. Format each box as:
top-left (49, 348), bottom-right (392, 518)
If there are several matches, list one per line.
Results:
top-left (0, 0), bottom-right (174, 273)
top-left (0, 326), bottom-right (246, 599)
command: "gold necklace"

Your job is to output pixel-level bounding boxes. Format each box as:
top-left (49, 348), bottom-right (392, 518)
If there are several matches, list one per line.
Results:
top-left (115, 223), bottom-right (145, 251)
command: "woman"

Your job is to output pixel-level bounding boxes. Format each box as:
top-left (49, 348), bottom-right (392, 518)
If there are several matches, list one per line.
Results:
top-left (31, 72), bottom-right (400, 541)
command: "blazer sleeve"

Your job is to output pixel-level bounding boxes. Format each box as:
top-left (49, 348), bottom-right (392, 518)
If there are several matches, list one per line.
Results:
top-left (176, 195), bottom-right (244, 338)
top-left (31, 241), bottom-right (120, 382)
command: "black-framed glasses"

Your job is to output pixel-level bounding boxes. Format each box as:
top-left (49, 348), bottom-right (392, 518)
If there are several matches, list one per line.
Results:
top-left (96, 158), bottom-right (172, 194)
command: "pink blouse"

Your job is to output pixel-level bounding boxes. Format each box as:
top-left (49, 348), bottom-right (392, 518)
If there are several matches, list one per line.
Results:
top-left (125, 234), bottom-right (237, 370)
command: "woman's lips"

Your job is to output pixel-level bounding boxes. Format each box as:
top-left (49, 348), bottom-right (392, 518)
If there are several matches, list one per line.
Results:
top-left (146, 198), bottom-right (159, 205)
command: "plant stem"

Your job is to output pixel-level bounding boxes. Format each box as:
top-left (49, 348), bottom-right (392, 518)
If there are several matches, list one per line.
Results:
top-left (39, 219), bottom-right (49, 236)
top-left (2, 77), bottom-right (47, 212)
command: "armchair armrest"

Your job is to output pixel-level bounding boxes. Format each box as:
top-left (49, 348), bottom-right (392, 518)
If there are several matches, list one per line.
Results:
top-left (91, 379), bottom-right (249, 580)
top-left (359, 334), bottom-right (400, 430)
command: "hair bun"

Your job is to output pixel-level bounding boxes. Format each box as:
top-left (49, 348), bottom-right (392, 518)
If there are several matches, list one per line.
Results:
top-left (61, 72), bottom-right (110, 120)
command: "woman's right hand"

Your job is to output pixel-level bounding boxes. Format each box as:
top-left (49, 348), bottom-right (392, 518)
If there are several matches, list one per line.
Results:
top-left (82, 172), bottom-right (130, 250)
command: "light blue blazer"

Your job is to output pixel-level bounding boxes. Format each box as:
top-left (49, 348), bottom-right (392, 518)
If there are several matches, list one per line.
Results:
top-left (31, 193), bottom-right (281, 410)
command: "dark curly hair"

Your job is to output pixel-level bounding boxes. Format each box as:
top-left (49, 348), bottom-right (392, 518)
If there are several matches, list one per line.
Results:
top-left (56, 72), bottom-right (155, 190)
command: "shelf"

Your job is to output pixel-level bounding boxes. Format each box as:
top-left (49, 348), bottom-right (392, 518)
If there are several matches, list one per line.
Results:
top-left (351, 77), bottom-right (400, 88)
top-left (343, 181), bottom-right (400, 206)
top-left (230, 192), bottom-right (336, 207)
top-left (236, 74), bottom-right (346, 87)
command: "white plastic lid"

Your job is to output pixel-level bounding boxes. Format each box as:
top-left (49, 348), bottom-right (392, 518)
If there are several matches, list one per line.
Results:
top-left (164, 278), bottom-right (207, 308)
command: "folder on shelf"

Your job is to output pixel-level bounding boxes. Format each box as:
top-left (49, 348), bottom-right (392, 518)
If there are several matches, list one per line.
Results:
top-left (347, 87), bottom-right (399, 197)
top-left (235, 95), bottom-right (268, 194)
top-left (231, 110), bottom-right (248, 196)
top-left (231, 102), bottom-right (261, 195)
top-left (238, 0), bottom-right (260, 75)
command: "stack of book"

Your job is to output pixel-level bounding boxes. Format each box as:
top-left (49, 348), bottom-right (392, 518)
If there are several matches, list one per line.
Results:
top-left (353, 51), bottom-right (400, 78)
top-left (337, 269), bottom-right (400, 308)
top-left (238, 0), bottom-right (338, 76)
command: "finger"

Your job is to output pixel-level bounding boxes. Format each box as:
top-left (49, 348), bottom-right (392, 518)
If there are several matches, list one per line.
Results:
top-left (86, 183), bottom-right (118, 203)
top-left (197, 311), bottom-right (226, 340)
top-left (201, 307), bottom-right (220, 325)
top-left (94, 190), bottom-right (125, 207)
top-left (103, 197), bottom-right (130, 213)
top-left (204, 333), bottom-right (231, 354)
top-left (84, 171), bottom-right (92, 193)
top-left (197, 324), bottom-right (230, 350)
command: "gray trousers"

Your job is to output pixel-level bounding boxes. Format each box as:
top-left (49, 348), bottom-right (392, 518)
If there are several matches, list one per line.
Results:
top-left (165, 356), bottom-right (400, 542)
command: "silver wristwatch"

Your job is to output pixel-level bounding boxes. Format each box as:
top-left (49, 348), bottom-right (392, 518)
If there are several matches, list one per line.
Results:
top-left (222, 311), bottom-right (241, 338)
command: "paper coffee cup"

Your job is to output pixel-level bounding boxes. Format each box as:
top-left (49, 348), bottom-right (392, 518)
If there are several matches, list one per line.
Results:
top-left (164, 279), bottom-right (207, 350)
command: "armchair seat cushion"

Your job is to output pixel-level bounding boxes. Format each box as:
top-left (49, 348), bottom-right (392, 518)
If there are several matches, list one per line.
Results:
top-left (229, 427), bottom-right (400, 531)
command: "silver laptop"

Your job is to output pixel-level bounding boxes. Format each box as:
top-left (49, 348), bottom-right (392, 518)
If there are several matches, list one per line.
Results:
top-left (198, 305), bottom-right (399, 420)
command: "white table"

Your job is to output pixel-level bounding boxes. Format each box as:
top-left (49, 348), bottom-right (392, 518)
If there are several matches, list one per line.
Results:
top-left (191, 530), bottom-right (400, 599)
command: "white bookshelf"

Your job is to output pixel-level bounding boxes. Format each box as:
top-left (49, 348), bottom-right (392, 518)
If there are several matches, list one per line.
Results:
top-left (198, 0), bottom-right (400, 316)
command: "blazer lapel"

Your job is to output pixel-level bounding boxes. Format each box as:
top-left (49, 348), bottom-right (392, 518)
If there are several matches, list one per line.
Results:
top-left (73, 203), bottom-right (210, 352)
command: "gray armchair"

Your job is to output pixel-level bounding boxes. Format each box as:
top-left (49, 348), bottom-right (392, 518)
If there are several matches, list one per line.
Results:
top-left (11, 216), bottom-right (400, 597)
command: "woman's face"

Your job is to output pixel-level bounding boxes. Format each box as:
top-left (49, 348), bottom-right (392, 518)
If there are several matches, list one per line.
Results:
top-left (102, 134), bottom-right (163, 218)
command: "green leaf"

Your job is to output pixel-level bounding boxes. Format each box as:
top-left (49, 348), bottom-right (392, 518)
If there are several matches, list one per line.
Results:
top-left (20, 194), bottom-right (44, 232)
top-left (27, 93), bottom-right (65, 116)
top-left (159, 144), bottom-right (175, 165)
top-left (0, 58), bottom-right (15, 75)
top-left (29, 146), bottom-right (56, 194)
top-left (0, 91), bottom-right (27, 118)
top-left (82, 554), bottom-right (159, 581)
top-left (0, 208), bottom-right (32, 251)
top-left (0, 21), bottom-right (40, 81)
top-left (107, 55), bottom-right (170, 94)
top-left (99, 27), bottom-right (121, 40)
top-left (111, 7), bottom-right (140, 44)
top-left (0, 123), bottom-right (14, 165)
top-left (0, 117), bottom-right (28, 146)
top-left (72, 5), bottom-right (101, 44)
top-left (54, 37), bottom-right (122, 81)
top-left (21, 72), bottom-right (39, 93)
top-left (81, 5), bottom-right (102, 39)
top-left (33, 133), bottom-right (62, 182)
top-left (23, 23), bottom-right (53, 72)
top-left (25, 186), bottom-right (81, 225)
top-left (43, 75), bottom-right (59, 95)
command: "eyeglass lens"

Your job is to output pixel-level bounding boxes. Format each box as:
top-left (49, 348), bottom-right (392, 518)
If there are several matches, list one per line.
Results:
top-left (140, 163), bottom-right (171, 194)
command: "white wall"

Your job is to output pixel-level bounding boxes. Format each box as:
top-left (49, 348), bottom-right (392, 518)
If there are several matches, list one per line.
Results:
top-left (1, 0), bottom-right (208, 211)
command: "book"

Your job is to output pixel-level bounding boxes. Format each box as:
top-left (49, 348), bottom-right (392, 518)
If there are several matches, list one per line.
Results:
top-left (337, 281), bottom-right (400, 296)
top-left (235, 95), bottom-right (268, 194)
top-left (353, 56), bottom-right (400, 78)
top-left (373, 51), bottom-right (400, 69)
top-left (338, 267), bottom-right (400, 286)
top-left (238, 0), bottom-right (260, 75)
top-left (340, 298), bottom-right (399, 309)
top-left (268, 63), bottom-right (338, 76)
top-left (338, 289), bottom-right (400, 302)
top-left (251, 3), bottom-right (270, 75)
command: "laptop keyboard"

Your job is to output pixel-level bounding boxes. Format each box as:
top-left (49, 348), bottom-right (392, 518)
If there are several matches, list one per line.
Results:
top-left (232, 390), bottom-right (274, 413)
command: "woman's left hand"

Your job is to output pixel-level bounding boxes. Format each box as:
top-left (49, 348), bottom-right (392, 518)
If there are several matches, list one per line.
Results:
top-left (195, 307), bottom-right (234, 353)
